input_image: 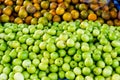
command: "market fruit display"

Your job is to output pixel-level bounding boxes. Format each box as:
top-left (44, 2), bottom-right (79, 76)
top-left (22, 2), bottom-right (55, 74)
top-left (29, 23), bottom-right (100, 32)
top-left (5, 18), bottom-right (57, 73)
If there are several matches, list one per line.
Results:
top-left (0, 0), bottom-right (120, 26)
top-left (0, 20), bottom-right (120, 80)
top-left (0, 0), bottom-right (120, 80)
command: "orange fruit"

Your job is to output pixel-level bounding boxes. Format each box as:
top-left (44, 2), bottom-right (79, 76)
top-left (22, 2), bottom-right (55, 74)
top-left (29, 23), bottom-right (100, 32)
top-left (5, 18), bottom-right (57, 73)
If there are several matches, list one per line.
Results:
top-left (110, 10), bottom-right (117, 19)
top-left (53, 15), bottom-right (61, 22)
top-left (31, 18), bottom-right (38, 25)
top-left (3, 6), bottom-right (12, 16)
top-left (102, 5), bottom-right (109, 11)
top-left (49, 9), bottom-right (56, 16)
top-left (57, 0), bottom-right (63, 3)
top-left (50, 2), bottom-right (57, 9)
top-left (32, 0), bottom-right (41, 3)
top-left (25, 16), bottom-right (33, 24)
top-left (34, 3), bottom-right (41, 11)
top-left (71, 10), bottom-right (79, 19)
top-left (58, 2), bottom-right (69, 9)
top-left (23, 1), bottom-right (32, 7)
top-left (107, 20), bottom-right (114, 26)
top-left (41, 1), bottom-right (49, 9)
top-left (102, 11), bottom-right (110, 20)
top-left (88, 13), bottom-right (97, 21)
top-left (16, 0), bottom-right (23, 5)
top-left (56, 7), bottom-right (65, 15)
top-left (62, 12), bottom-right (72, 21)
top-left (0, 14), bottom-right (9, 22)
top-left (90, 3), bottom-right (99, 11)
top-left (14, 5), bottom-right (21, 12)
top-left (4, 0), bottom-right (13, 6)
top-left (33, 11), bottom-right (41, 18)
top-left (18, 6), bottom-right (28, 19)
top-left (14, 17), bottom-right (23, 24)
top-left (114, 19), bottom-right (120, 26)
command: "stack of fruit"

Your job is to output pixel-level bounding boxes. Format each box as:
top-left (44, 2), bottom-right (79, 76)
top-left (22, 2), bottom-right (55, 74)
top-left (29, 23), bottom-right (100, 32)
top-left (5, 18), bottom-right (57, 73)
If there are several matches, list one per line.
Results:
top-left (0, 0), bottom-right (120, 80)
top-left (0, 0), bottom-right (120, 26)
top-left (0, 20), bottom-right (120, 80)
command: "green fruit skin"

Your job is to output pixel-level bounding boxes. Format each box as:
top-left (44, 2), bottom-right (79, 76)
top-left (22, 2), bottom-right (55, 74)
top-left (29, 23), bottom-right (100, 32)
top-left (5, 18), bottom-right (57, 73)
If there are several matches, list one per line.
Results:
top-left (102, 66), bottom-right (113, 77)
top-left (65, 71), bottom-right (75, 80)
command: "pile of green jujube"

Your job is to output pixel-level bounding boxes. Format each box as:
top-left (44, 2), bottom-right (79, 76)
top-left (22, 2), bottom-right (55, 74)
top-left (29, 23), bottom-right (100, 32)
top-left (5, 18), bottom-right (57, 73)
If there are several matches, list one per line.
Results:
top-left (0, 20), bottom-right (120, 80)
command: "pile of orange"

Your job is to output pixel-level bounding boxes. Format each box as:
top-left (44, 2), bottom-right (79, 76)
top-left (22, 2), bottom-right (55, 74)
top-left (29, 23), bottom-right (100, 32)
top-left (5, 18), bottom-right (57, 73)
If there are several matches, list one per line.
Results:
top-left (0, 0), bottom-right (120, 26)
